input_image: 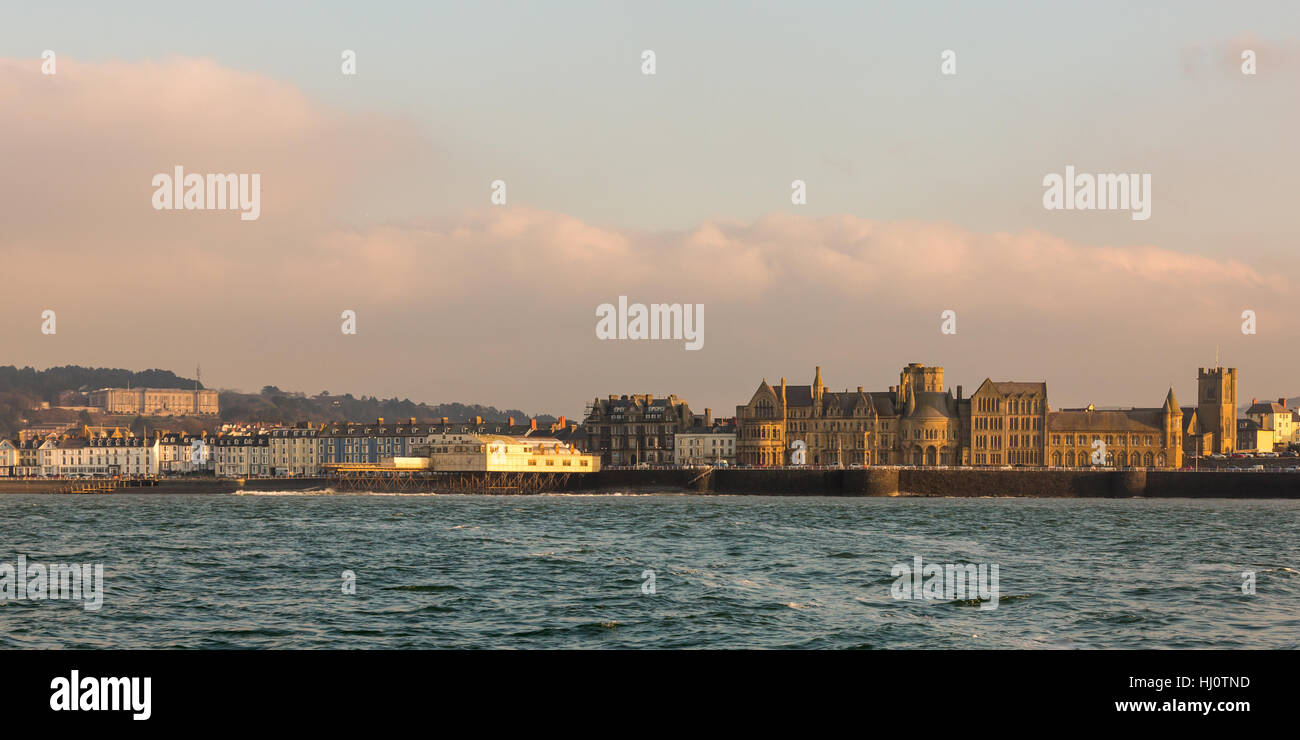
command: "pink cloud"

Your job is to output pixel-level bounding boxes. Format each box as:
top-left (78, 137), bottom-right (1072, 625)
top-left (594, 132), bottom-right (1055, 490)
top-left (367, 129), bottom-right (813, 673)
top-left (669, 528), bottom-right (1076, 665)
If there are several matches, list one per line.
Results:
top-left (0, 56), bottom-right (1288, 411)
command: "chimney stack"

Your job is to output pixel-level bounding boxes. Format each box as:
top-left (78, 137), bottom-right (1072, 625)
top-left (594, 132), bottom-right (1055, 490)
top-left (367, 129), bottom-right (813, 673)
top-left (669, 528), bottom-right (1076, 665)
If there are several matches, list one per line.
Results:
top-left (1279, 398), bottom-right (1286, 408)
top-left (530, 418), bottom-right (538, 431)
top-left (705, 408), bottom-right (712, 427)
top-left (957, 385), bottom-right (963, 400)
top-left (377, 417), bottom-right (384, 425)
top-left (508, 416), bottom-right (515, 427)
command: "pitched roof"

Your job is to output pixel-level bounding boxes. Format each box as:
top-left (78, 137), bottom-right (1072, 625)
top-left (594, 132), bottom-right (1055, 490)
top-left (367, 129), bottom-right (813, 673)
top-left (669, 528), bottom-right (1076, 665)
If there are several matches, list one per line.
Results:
top-left (784, 385), bottom-right (813, 407)
top-left (1246, 402), bottom-right (1288, 415)
top-left (1047, 408), bottom-right (1167, 432)
top-left (991, 381), bottom-right (1047, 395)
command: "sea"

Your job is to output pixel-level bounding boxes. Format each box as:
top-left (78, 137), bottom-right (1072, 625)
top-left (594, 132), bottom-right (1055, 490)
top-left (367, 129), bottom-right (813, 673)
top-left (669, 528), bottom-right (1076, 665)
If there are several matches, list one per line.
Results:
top-left (1, 493), bottom-right (1297, 649)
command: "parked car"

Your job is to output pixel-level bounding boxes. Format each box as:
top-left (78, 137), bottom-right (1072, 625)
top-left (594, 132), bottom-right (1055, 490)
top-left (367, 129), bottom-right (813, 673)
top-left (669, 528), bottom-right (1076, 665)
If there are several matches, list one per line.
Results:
top-left (1230, 453), bottom-right (1246, 459)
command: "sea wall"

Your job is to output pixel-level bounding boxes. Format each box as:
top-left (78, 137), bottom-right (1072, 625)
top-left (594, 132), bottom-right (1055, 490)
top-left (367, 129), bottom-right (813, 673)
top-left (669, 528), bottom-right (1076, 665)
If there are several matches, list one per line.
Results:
top-left (0, 478), bottom-right (240, 494)
top-left (572, 467), bottom-right (1300, 498)
top-left (5, 468), bottom-right (1300, 497)
top-left (896, 469), bottom-right (1124, 498)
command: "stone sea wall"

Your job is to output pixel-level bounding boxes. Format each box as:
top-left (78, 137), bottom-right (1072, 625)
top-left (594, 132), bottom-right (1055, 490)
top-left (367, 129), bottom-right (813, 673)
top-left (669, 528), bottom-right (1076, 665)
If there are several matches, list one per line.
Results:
top-left (4, 468), bottom-right (1299, 497)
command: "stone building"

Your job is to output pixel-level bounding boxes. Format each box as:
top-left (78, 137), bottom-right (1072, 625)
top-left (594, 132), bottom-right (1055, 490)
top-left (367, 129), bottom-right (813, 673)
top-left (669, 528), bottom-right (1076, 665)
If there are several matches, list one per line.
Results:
top-left (90, 387), bottom-right (219, 416)
top-left (969, 380), bottom-right (1048, 466)
top-left (1193, 366), bottom-right (1237, 455)
top-left (735, 364), bottom-right (966, 467)
top-left (1046, 390), bottom-right (1183, 468)
top-left (582, 394), bottom-right (694, 466)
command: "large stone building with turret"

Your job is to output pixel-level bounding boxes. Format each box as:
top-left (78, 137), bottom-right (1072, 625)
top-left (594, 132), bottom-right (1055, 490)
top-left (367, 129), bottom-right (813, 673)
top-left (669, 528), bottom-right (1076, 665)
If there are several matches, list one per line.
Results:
top-left (732, 362), bottom-right (1236, 470)
top-left (735, 364), bottom-right (967, 467)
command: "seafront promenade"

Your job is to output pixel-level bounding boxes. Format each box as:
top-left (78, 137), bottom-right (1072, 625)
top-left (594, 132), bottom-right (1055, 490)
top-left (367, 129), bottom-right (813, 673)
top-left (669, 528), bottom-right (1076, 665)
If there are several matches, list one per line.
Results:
top-left (3, 467), bottom-right (1300, 497)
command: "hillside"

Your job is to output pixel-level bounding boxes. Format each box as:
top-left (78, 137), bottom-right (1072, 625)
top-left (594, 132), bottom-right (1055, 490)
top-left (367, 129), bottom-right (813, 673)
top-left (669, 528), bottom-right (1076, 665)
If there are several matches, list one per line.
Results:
top-left (0, 365), bottom-right (556, 437)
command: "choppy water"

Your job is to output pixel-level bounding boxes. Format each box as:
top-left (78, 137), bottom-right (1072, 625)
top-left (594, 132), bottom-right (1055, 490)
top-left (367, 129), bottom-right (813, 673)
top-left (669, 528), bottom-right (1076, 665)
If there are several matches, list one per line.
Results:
top-left (1, 493), bottom-right (1297, 649)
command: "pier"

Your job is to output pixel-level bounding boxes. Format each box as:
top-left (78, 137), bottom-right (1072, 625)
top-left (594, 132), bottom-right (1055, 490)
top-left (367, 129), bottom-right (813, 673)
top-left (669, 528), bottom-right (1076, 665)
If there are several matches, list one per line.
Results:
top-left (324, 466), bottom-right (577, 494)
top-left (54, 479), bottom-right (157, 494)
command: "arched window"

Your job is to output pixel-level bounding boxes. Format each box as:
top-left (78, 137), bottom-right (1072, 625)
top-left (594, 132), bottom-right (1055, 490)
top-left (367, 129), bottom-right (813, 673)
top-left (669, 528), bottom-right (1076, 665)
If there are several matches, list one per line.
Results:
top-left (1144, 452), bottom-right (1154, 467)
top-left (1130, 452), bottom-right (1141, 466)
top-left (1065, 451), bottom-right (1075, 466)
top-left (1052, 451), bottom-right (1062, 466)
top-left (1156, 453), bottom-right (1166, 467)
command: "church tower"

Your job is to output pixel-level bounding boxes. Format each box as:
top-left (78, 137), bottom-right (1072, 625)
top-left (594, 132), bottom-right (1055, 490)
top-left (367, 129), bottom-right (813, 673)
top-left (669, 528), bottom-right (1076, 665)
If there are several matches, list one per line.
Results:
top-left (1197, 366), bottom-right (1238, 454)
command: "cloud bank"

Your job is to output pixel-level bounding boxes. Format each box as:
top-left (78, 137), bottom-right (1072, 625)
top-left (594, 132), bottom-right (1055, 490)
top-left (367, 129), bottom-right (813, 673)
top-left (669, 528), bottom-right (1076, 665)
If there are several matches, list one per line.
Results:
top-left (0, 57), bottom-right (1287, 413)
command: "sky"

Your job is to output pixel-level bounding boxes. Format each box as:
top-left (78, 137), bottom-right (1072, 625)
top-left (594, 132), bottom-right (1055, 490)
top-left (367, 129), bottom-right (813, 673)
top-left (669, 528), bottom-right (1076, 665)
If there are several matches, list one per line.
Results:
top-left (2, 1), bottom-right (1298, 419)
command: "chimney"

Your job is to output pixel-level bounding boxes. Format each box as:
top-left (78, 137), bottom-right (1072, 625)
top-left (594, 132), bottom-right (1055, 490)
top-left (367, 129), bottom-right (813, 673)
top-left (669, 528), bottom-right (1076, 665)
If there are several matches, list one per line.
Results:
top-left (508, 416), bottom-right (515, 426)
top-left (474, 415), bottom-right (482, 425)
top-left (530, 418), bottom-right (538, 431)
top-left (377, 417), bottom-right (384, 425)
top-left (957, 385), bottom-right (963, 400)
top-left (1279, 398), bottom-right (1286, 408)
top-left (558, 415), bottom-right (566, 429)
top-left (1252, 398), bottom-right (1256, 405)
top-left (857, 386), bottom-right (863, 393)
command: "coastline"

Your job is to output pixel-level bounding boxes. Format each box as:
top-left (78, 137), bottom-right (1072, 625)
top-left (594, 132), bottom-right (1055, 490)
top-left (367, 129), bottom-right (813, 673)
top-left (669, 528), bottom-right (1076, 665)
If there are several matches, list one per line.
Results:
top-left (2, 467), bottom-right (1299, 497)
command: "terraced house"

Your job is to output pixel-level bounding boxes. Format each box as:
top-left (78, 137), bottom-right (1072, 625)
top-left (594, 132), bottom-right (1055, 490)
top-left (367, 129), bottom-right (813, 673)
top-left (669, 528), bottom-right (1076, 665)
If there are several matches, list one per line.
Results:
top-left (582, 394), bottom-right (694, 466)
top-left (211, 433), bottom-right (270, 477)
top-left (268, 425), bottom-right (318, 476)
top-left (157, 432), bottom-right (209, 474)
top-left (40, 432), bottom-right (160, 477)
